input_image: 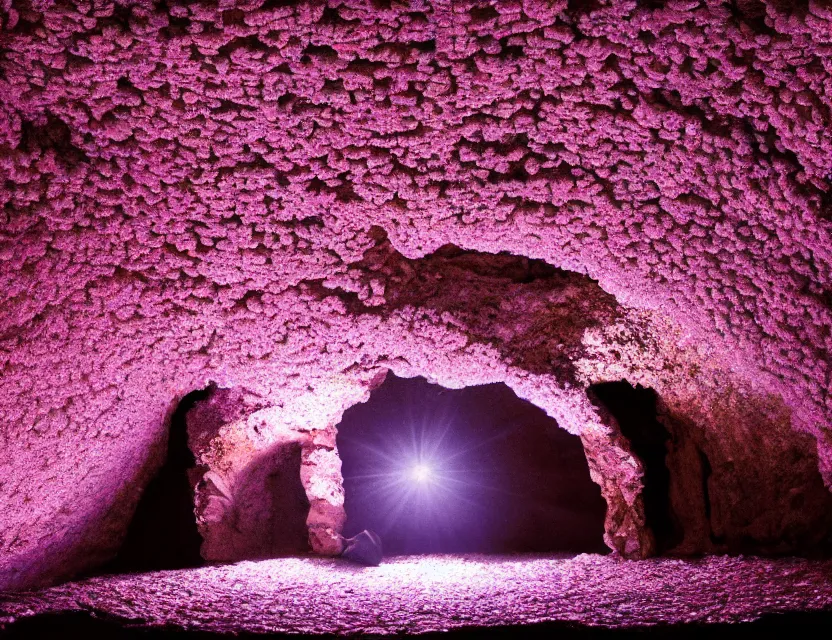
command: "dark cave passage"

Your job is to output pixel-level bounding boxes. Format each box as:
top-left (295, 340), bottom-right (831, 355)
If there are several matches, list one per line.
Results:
top-left (589, 381), bottom-right (681, 553)
top-left (336, 374), bottom-right (608, 556)
top-left (261, 442), bottom-right (312, 556)
top-left (103, 389), bottom-right (207, 573)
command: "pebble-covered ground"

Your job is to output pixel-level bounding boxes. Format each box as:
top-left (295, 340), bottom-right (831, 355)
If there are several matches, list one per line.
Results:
top-left (2, 554), bottom-right (832, 636)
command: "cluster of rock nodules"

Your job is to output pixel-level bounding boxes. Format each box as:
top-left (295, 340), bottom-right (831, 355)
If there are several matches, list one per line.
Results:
top-left (0, 0), bottom-right (830, 590)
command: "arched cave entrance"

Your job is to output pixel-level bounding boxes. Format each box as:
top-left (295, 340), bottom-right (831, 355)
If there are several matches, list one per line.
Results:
top-left (336, 373), bottom-right (608, 555)
top-left (104, 388), bottom-right (208, 573)
top-left (589, 380), bottom-right (682, 554)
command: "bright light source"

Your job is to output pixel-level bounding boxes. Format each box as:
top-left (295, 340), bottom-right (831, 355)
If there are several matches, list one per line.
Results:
top-left (410, 464), bottom-right (433, 483)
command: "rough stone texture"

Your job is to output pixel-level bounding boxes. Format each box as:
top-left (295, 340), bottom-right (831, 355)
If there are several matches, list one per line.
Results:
top-left (186, 386), bottom-right (350, 561)
top-left (656, 390), bottom-right (832, 555)
top-left (3, 555), bottom-right (832, 635)
top-left (576, 312), bottom-right (832, 555)
top-left (1, 0), bottom-right (831, 591)
top-left (581, 427), bottom-right (656, 559)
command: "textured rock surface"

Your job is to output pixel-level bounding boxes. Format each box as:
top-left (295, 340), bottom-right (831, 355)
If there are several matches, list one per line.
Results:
top-left (3, 555), bottom-right (832, 635)
top-left (185, 387), bottom-right (346, 562)
top-left (1, 0), bottom-right (831, 590)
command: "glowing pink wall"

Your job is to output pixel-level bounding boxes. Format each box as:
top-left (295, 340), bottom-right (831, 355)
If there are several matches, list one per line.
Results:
top-left (1, 0), bottom-right (831, 590)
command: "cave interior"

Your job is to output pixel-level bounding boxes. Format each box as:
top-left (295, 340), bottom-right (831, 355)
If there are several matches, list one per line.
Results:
top-left (2, 0), bottom-right (832, 636)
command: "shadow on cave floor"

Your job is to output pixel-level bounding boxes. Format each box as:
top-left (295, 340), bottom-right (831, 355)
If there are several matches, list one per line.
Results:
top-left (4, 611), bottom-right (832, 639)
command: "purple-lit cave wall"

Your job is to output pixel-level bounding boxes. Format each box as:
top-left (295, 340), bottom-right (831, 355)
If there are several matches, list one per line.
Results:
top-left (1, 0), bottom-right (831, 591)
top-left (184, 387), bottom-right (323, 563)
top-left (590, 380), bottom-right (832, 556)
top-left (590, 382), bottom-right (680, 554)
top-left (337, 374), bottom-right (608, 555)
top-left (203, 440), bottom-right (310, 560)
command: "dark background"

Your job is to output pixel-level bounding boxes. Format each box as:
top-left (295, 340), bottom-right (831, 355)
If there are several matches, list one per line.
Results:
top-left (337, 374), bottom-right (608, 555)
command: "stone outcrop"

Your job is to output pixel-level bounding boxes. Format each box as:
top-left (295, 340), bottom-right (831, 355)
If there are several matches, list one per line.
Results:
top-left (185, 387), bottom-right (348, 561)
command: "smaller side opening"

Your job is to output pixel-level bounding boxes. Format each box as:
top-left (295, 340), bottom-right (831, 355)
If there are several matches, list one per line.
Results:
top-left (216, 441), bottom-right (311, 559)
top-left (589, 381), bottom-right (682, 553)
top-left (267, 442), bottom-right (312, 554)
top-left (104, 388), bottom-right (207, 573)
top-left (698, 448), bottom-right (724, 546)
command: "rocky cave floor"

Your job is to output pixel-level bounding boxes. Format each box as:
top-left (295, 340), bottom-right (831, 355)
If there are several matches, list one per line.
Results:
top-left (2, 554), bottom-right (832, 638)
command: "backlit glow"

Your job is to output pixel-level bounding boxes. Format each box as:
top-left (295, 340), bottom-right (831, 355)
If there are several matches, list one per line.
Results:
top-left (337, 380), bottom-right (524, 554)
top-left (410, 463), bottom-right (433, 483)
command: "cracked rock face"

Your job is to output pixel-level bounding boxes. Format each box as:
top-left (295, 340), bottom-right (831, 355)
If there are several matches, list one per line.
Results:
top-left (1, 0), bottom-right (831, 591)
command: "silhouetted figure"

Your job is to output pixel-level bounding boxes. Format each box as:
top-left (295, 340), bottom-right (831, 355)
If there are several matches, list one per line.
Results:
top-left (341, 530), bottom-right (383, 566)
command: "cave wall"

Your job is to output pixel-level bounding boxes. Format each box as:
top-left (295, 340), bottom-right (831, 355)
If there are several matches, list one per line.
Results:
top-left (577, 310), bottom-right (832, 556)
top-left (112, 248), bottom-right (832, 572)
top-left (184, 385), bottom-right (363, 561)
top-left (656, 389), bottom-right (832, 555)
top-left (105, 388), bottom-right (208, 573)
top-left (0, 0), bottom-right (831, 590)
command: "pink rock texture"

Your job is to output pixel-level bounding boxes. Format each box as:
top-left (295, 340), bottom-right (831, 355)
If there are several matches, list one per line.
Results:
top-left (1, 0), bottom-right (831, 590)
top-left (186, 387), bottom-right (346, 561)
top-left (3, 555), bottom-right (832, 635)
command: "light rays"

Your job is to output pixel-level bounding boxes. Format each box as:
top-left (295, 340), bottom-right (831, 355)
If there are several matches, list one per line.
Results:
top-left (337, 374), bottom-right (610, 556)
top-left (338, 387), bottom-right (509, 553)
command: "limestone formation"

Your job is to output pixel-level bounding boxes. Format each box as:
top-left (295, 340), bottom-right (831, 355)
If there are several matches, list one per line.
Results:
top-left (1, 0), bottom-right (831, 590)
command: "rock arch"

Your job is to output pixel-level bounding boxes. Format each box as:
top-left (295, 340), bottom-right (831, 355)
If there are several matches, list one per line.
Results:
top-left (2, 246), bottom-right (830, 590)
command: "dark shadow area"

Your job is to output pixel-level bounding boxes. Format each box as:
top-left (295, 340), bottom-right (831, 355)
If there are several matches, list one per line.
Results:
top-left (102, 389), bottom-right (208, 573)
top-left (252, 442), bottom-right (311, 556)
top-left (337, 374), bottom-right (607, 555)
top-left (5, 610), bottom-right (832, 639)
top-left (197, 441), bottom-right (310, 560)
top-left (589, 381), bottom-right (681, 553)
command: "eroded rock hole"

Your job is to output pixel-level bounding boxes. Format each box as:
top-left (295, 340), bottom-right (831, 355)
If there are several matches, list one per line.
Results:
top-left (198, 441), bottom-right (311, 562)
top-left (185, 388), bottom-right (312, 563)
top-left (590, 381), bottom-right (682, 553)
top-left (337, 374), bottom-right (607, 555)
top-left (104, 389), bottom-right (207, 573)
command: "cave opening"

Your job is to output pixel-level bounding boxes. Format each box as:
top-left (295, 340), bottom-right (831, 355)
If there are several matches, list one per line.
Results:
top-left (589, 380), bottom-right (682, 553)
top-left (103, 388), bottom-right (208, 574)
top-left (336, 374), bottom-right (608, 556)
